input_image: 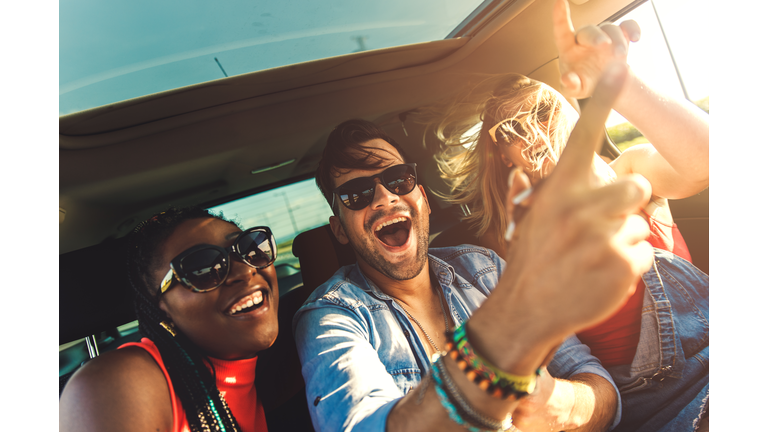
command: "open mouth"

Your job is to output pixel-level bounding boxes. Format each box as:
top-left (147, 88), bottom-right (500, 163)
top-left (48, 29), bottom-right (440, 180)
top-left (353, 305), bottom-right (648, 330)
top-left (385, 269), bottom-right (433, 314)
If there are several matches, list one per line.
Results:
top-left (374, 216), bottom-right (411, 248)
top-left (227, 290), bottom-right (267, 316)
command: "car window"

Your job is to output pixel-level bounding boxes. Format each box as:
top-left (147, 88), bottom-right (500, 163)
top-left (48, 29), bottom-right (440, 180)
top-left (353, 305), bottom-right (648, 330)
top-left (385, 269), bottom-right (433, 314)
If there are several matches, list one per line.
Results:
top-left (59, 0), bottom-right (489, 115)
top-left (209, 177), bottom-right (334, 296)
top-left (606, 0), bottom-right (709, 151)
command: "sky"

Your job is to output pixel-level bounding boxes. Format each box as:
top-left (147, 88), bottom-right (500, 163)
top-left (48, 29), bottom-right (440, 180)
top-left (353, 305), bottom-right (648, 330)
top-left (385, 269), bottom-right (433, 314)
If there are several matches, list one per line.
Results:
top-left (606, 0), bottom-right (709, 125)
top-left (57, 0), bottom-right (484, 115)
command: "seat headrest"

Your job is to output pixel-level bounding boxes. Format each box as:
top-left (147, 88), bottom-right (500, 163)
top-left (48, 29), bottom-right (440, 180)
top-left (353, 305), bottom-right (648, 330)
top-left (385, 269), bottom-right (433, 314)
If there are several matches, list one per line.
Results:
top-left (292, 225), bottom-right (356, 293)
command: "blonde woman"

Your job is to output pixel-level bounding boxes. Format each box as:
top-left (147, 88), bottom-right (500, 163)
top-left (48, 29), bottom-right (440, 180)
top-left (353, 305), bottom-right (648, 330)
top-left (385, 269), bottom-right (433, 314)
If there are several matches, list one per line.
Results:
top-left (428, 2), bottom-right (709, 429)
top-left (432, 1), bottom-right (708, 261)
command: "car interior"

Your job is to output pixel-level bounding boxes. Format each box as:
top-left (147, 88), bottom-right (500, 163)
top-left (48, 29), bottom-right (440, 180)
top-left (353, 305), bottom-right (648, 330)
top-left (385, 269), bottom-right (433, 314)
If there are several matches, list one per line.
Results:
top-left (59, 0), bottom-right (708, 430)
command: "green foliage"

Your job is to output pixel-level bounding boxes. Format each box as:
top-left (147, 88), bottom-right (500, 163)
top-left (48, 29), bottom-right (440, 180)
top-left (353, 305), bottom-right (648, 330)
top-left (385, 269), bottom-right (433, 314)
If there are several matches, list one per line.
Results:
top-left (694, 96), bottom-right (709, 113)
top-left (607, 96), bottom-right (708, 151)
top-left (616, 135), bottom-right (650, 152)
top-left (607, 122), bottom-right (643, 145)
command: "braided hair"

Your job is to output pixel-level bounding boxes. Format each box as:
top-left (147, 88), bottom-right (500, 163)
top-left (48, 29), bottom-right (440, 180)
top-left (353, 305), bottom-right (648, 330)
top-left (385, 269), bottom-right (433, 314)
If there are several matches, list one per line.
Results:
top-left (126, 206), bottom-right (243, 432)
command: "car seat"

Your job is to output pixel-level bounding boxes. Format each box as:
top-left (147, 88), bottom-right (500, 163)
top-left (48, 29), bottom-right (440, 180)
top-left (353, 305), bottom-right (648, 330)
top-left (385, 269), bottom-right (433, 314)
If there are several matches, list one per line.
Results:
top-left (256, 224), bottom-right (355, 431)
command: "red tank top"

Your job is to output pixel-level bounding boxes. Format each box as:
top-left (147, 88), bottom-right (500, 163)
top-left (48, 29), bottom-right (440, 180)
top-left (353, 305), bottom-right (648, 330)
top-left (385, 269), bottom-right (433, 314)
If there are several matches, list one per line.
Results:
top-left (577, 212), bottom-right (691, 367)
top-left (119, 338), bottom-right (267, 432)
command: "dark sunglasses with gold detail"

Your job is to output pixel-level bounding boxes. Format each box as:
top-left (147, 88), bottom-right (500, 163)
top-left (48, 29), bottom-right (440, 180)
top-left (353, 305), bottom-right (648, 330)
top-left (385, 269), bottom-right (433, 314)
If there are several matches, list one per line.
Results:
top-left (158, 226), bottom-right (277, 295)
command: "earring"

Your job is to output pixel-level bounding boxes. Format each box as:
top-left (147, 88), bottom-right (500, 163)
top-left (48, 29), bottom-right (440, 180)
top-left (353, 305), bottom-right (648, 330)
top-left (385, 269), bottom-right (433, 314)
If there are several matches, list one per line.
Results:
top-left (160, 320), bottom-right (177, 337)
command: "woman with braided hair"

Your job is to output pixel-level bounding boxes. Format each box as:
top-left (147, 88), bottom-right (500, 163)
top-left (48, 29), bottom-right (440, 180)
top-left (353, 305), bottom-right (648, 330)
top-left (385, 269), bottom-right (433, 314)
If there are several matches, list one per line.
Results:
top-left (60, 206), bottom-right (279, 432)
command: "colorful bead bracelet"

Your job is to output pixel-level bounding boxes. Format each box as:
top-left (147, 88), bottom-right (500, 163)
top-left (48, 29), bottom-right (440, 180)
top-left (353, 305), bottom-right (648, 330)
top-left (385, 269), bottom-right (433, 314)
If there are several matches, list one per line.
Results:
top-left (446, 323), bottom-right (540, 400)
top-left (431, 356), bottom-right (514, 432)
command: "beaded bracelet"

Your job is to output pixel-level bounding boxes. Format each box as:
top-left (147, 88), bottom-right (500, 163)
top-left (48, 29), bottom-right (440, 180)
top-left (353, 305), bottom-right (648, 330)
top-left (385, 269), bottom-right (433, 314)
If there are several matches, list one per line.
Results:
top-left (446, 323), bottom-right (540, 400)
top-left (433, 355), bottom-right (513, 431)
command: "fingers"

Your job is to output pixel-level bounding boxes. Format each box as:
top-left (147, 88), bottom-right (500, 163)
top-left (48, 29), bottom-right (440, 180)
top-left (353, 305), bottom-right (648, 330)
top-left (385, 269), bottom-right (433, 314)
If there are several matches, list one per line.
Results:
top-left (560, 71), bottom-right (582, 94)
top-left (505, 167), bottom-right (531, 222)
top-left (619, 19), bottom-right (641, 42)
top-left (552, 0), bottom-right (576, 50)
top-left (623, 236), bottom-right (655, 278)
top-left (599, 24), bottom-right (629, 57)
top-left (583, 173), bottom-right (652, 218)
top-left (615, 213), bottom-right (652, 247)
top-left (550, 62), bottom-right (629, 184)
top-left (575, 25), bottom-right (611, 47)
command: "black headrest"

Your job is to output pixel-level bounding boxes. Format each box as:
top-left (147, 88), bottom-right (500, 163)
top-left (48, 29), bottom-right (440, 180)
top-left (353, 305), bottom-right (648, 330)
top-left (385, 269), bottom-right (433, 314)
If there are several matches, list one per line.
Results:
top-left (59, 237), bottom-right (136, 345)
top-left (291, 225), bottom-right (356, 293)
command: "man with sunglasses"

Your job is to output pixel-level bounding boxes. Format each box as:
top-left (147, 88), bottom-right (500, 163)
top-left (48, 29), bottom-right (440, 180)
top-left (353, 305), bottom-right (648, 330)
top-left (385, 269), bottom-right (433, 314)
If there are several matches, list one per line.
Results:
top-left (294, 113), bottom-right (628, 431)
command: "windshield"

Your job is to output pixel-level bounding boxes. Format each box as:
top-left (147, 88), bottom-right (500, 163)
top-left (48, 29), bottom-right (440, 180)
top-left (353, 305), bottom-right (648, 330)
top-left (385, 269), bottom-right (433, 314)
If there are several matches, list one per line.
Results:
top-left (60, 0), bottom-right (488, 115)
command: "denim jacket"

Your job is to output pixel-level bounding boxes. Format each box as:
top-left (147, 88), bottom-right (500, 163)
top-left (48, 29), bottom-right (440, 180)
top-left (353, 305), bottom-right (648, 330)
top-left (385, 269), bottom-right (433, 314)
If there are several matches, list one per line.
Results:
top-left (608, 249), bottom-right (709, 432)
top-left (293, 245), bottom-right (621, 432)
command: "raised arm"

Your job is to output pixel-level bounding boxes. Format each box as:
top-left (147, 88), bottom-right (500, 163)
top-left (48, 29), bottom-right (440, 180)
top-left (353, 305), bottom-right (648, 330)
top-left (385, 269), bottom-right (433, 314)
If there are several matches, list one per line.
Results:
top-left (553, 0), bottom-right (709, 198)
top-left (389, 63), bottom-right (652, 431)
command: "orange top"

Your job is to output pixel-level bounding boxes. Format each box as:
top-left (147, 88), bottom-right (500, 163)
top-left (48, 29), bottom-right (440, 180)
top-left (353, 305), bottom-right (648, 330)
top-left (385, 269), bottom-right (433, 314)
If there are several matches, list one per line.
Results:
top-left (577, 211), bottom-right (691, 367)
top-left (119, 338), bottom-right (267, 432)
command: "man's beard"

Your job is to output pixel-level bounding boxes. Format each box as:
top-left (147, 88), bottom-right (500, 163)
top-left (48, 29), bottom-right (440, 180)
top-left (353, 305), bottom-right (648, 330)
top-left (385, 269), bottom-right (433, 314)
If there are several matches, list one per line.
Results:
top-left (346, 205), bottom-right (430, 281)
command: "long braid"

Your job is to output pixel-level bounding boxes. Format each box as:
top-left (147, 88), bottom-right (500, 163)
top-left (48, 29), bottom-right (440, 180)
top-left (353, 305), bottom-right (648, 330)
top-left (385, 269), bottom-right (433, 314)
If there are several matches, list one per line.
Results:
top-left (126, 207), bottom-right (242, 432)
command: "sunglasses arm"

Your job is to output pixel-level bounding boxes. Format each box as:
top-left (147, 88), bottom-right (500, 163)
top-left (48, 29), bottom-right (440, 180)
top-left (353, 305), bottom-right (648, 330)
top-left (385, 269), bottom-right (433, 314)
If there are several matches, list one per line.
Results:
top-left (159, 268), bottom-right (175, 295)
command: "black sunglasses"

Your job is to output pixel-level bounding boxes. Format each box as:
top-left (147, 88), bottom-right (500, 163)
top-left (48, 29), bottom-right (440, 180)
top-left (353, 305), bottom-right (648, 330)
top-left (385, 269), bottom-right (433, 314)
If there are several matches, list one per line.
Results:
top-left (158, 226), bottom-right (277, 295)
top-left (332, 163), bottom-right (418, 211)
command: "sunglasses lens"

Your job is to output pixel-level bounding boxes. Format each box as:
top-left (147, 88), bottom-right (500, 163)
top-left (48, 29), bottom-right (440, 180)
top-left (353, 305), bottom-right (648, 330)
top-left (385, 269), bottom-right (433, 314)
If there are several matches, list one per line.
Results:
top-left (382, 165), bottom-right (416, 195)
top-left (238, 230), bottom-right (276, 268)
top-left (336, 164), bottom-right (418, 210)
top-left (338, 179), bottom-right (376, 210)
top-left (180, 249), bottom-right (229, 291)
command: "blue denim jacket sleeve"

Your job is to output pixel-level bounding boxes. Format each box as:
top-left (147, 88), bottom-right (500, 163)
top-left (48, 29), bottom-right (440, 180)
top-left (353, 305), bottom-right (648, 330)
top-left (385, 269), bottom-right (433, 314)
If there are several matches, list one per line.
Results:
top-left (294, 299), bottom-right (401, 432)
top-left (293, 248), bottom-right (622, 431)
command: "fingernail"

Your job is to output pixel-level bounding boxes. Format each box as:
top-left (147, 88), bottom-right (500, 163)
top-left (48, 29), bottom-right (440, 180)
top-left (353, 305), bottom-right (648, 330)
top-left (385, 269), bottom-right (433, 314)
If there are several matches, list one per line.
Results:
top-left (512, 187), bottom-right (533, 205)
top-left (504, 221), bottom-right (516, 242)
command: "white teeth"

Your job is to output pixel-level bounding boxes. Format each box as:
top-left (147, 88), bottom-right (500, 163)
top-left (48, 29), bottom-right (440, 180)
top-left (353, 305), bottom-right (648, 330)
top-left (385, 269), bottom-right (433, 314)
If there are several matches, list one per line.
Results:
top-left (375, 217), bottom-right (407, 232)
top-left (228, 291), bottom-right (265, 315)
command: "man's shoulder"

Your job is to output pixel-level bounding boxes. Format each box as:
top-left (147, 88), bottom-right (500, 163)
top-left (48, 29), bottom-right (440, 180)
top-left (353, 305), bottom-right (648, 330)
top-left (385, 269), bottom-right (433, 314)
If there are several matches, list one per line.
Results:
top-left (429, 244), bottom-right (503, 274)
top-left (429, 244), bottom-right (498, 262)
top-left (428, 245), bottom-right (504, 295)
top-left (301, 264), bottom-right (374, 309)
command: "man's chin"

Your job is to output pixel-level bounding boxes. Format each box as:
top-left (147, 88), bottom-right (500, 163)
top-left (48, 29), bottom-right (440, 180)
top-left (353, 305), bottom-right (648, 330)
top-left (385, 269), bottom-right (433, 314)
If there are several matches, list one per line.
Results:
top-left (356, 240), bottom-right (427, 281)
top-left (377, 260), bottom-right (426, 281)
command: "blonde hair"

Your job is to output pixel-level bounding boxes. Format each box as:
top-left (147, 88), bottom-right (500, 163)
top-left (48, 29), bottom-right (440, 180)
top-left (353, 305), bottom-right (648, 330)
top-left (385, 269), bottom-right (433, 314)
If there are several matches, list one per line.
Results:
top-left (415, 74), bottom-right (578, 247)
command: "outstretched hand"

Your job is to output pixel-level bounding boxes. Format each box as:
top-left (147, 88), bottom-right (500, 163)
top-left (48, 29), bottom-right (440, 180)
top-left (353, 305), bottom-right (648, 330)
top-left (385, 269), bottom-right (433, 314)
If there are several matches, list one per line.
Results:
top-left (505, 60), bottom-right (652, 337)
top-left (467, 61), bottom-right (654, 379)
top-left (553, 0), bottom-right (640, 99)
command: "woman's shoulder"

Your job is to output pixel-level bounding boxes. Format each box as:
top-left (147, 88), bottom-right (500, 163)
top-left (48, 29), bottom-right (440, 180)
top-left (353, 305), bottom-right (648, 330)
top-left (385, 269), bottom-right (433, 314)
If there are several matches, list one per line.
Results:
top-left (59, 344), bottom-right (173, 432)
top-left (68, 343), bottom-right (166, 385)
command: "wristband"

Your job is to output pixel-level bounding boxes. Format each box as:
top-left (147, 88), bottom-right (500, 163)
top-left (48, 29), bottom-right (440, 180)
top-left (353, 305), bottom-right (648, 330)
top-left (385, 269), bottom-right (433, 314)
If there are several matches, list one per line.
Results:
top-left (433, 355), bottom-right (513, 431)
top-left (431, 357), bottom-right (514, 432)
top-left (446, 323), bottom-right (540, 399)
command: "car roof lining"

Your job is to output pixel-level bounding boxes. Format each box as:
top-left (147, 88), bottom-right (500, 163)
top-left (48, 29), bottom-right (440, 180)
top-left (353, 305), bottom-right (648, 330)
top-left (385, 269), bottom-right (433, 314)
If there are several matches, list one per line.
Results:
top-left (60, 0), bottom-right (638, 255)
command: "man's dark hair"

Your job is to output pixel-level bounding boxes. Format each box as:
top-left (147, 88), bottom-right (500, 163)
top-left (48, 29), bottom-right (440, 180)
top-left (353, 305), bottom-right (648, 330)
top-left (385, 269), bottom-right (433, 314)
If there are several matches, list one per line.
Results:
top-left (127, 206), bottom-right (245, 432)
top-left (315, 119), bottom-right (408, 213)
